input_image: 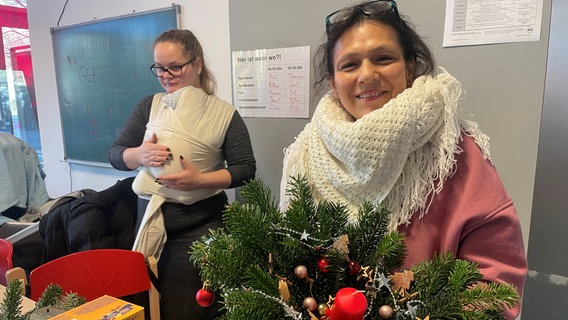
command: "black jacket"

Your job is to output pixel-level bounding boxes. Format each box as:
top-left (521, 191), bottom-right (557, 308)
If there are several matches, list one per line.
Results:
top-left (39, 177), bottom-right (138, 263)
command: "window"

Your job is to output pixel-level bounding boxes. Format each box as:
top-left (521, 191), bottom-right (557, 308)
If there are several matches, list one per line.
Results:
top-left (1, 0), bottom-right (42, 162)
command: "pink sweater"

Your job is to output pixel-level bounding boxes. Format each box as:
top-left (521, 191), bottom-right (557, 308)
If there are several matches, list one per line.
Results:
top-left (398, 135), bottom-right (528, 319)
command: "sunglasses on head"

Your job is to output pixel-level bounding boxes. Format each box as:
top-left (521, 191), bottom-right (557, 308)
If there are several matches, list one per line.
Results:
top-left (325, 0), bottom-right (399, 36)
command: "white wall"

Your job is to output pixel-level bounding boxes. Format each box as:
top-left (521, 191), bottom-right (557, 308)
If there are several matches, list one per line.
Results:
top-left (26, 0), bottom-right (231, 197)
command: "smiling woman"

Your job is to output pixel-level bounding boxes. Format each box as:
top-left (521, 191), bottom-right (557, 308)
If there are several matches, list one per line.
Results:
top-left (279, 1), bottom-right (528, 319)
top-left (329, 20), bottom-right (414, 119)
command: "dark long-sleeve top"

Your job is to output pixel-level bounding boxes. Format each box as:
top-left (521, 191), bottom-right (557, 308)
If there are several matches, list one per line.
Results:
top-left (108, 94), bottom-right (256, 189)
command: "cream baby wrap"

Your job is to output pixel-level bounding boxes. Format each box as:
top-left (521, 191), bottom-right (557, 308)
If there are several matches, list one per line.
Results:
top-left (132, 86), bottom-right (235, 260)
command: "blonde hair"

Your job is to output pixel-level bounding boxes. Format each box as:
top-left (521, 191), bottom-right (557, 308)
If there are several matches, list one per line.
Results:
top-left (155, 29), bottom-right (217, 95)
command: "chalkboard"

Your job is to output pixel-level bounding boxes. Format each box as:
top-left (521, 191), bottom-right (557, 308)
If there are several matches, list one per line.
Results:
top-left (51, 5), bottom-right (180, 164)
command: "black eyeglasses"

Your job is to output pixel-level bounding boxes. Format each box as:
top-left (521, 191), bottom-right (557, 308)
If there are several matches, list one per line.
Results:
top-left (325, 0), bottom-right (399, 36)
top-left (150, 58), bottom-right (194, 77)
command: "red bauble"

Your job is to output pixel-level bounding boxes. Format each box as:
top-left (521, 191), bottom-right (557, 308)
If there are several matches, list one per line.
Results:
top-left (348, 260), bottom-right (361, 275)
top-left (196, 288), bottom-right (215, 307)
top-left (318, 258), bottom-right (330, 273)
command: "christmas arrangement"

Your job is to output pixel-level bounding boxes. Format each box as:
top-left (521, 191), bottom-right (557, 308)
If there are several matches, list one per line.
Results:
top-left (189, 177), bottom-right (519, 320)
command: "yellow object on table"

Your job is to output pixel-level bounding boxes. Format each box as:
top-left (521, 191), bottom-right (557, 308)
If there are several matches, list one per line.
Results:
top-left (49, 295), bottom-right (144, 320)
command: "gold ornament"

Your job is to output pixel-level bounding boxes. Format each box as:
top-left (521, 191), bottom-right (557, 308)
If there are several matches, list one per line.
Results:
top-left (317, 303), bottom-right (327, 316)
top-left (307, 310), bottom-right (319, 320)
top-left (398, 290), bottom-right (418, 303)
top-left (379, 305), bottom-right (394, 319)
top-left (359, 265), bottom-right (374, 284)
top-left (388, 270), bottom-right (414, 291)
top-left (332, 234), bottom-right (350, 260)
top-left (200, 254), bottom-right (208, 266)
top-left (303, 297), bottom-right (317, 311)
top-left (277, 276), bottom-right (291, 303)
top-left (294, 265), bottom-right (308, 279)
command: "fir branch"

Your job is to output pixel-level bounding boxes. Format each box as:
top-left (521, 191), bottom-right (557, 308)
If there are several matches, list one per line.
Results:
top-left (222, 289), bottom-right (292, 320)
top-left (272, 236), bottom-right (305, 277)
top-left (224, 202), bottom-right (280, 258)
top-left (34, 284), bottom-right (64, 309)
top-left (460, 282), bottom-right (519, 313)
top-left (190, 229), bottom-right (252, 290)
top-left (284, 176), bottom-right (317, 231)
top-left (311, 201), bottom-right (350, 242)
top-left (411, 252), bottom-right (459, 296)
top-left (461, 309), bottom-right (505, 320)
top-left (347, 204), bottom-right (405, 272)
top-left (53, 292), bottom-right (86, 311)
top-left (0, 280), bottom-right (25, 320)
top-left (238, 178), bottom-right (279, 216)
top-left (285, 176), bottom-right (314, 209)
top-left (447, 259), bottom-right (484, 292)
top-left (243, 264), bottom-right (280, 298)
top-left (346, 203), bottom-right (386, 266)
top-left (411, 291), bottom-right (463, 319)
top-left (411, 253), bottom-right (519, 319)
top-left (373, 231), bottom-right (406, 273)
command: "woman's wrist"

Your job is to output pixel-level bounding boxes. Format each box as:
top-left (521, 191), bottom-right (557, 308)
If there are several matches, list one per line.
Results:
top-left (123, 147), bottom-right (142, 169)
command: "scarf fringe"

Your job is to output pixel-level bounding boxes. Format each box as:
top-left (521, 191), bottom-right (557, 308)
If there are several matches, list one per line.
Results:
top-left (280, 126), bottom-right (310, 211)
top-left (385, 70), bottom-right (491, 229)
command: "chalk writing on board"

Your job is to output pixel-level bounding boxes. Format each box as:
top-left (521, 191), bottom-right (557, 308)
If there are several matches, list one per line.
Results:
top-left (52, 6), bottom-right (179, 164)
top-left (232, 46), bottom-right (310, 118)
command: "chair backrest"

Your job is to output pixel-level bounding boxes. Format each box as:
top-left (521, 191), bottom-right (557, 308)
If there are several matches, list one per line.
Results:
top-left (0, 238), bottom-right (14, 286)
top-left (29, 249), bottom-right (160, 319)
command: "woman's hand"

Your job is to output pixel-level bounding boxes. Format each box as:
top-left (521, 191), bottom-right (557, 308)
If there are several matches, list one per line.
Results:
top-left (155, 156), bottom-right (204, 191)
top-left (156, 156), bottom-right (233, 191)
top-left (139, 133), bottom-right (172, 167)
top-left (123, 133), bottom-right (172, 169)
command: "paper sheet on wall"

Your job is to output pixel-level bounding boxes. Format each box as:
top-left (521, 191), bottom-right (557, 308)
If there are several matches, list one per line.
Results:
top-left (443, 0), bottom-right (544, 47)
top-left (232, 46), bottom-right (310, 118)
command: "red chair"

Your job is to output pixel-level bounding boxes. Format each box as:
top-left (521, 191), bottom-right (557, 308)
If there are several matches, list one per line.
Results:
top-left (0, 239), bottom-right (14, 286)
top-left (7, 249), bottom-right (160, 319)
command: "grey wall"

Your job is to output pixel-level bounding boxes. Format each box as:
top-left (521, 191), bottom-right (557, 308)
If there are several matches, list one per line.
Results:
top-left (522, 1), bottom-right (568, 318)
top-left (229, 0), bottom-right (347, 200)
top-left (230, 0), bottom-right (551, 258)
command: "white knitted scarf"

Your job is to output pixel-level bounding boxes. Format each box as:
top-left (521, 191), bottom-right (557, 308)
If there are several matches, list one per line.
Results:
top-left (280, 68), bottom-right (490, 230)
